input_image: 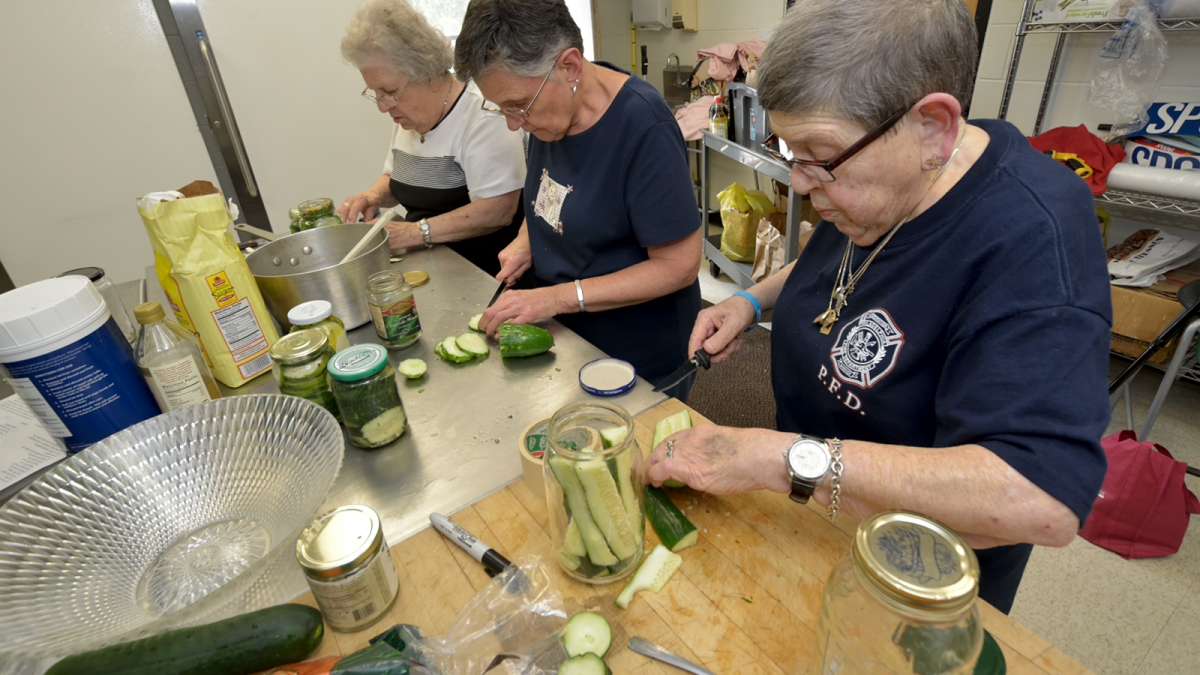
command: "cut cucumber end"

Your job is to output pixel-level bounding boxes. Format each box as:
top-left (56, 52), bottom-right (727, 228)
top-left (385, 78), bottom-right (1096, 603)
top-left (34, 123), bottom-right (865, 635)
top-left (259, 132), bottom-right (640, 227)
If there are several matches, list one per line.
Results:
top-left (615, 544), bottom-right (682, 609)
top-left (559, 653), bottom-right (611, 675)
top-left (398, 358), bottom-right (427, 379)
top-left (468, 313), bottom-right (483, 332)
top-left (562, 611), bottom-right (613, 658)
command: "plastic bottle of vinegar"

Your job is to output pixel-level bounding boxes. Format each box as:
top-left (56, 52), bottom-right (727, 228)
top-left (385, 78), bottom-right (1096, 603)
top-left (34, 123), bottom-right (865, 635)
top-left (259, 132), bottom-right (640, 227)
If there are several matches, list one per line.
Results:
top-left (134, 302), bottom-right (220, 411)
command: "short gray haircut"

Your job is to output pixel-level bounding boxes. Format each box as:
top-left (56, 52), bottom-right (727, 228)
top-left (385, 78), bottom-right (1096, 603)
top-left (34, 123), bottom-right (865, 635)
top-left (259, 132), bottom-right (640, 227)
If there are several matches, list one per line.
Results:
top-left (758, 0), bottom-right (978, 129)
top-left (341, 0), bottom-right (453, 82)
top-left (454, 0), bottom-right (584, 81)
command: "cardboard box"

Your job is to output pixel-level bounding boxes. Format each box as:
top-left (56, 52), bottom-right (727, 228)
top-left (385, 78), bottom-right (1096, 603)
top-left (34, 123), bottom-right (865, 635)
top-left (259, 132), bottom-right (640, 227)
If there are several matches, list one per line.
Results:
top-left (1110, 283), bottom-right (1185, 366)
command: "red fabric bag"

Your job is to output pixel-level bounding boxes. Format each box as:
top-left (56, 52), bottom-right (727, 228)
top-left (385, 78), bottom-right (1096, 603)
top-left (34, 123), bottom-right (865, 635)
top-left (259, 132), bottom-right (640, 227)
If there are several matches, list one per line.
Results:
top-left (1080, 431), bottom-right (1200, 558)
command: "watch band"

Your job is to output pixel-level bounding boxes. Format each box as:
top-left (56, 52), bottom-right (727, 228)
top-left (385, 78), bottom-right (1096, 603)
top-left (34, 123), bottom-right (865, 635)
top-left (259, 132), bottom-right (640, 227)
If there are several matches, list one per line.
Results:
top-left (786, 435), bottom-right (830, 505)
top-left (827, 438), bottom-right (844, 519)
top-left (418, 219), bottom-right (434, 248)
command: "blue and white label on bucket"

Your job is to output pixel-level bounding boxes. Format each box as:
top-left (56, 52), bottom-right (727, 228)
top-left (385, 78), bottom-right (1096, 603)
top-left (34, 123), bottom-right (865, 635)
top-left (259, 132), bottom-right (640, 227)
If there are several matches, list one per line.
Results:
top-left (0, 319), bottom-right (160, 453)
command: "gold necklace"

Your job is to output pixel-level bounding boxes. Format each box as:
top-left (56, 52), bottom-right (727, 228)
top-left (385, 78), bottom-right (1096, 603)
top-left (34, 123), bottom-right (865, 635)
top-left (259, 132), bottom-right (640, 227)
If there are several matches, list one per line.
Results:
top-left (814, 141), bottom-right (963, 335)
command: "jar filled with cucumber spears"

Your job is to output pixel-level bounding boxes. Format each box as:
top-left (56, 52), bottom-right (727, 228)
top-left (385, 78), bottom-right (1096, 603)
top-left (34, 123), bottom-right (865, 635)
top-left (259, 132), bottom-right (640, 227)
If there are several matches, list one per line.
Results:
top-left (327, 343), bottom-right (406, 448)
top-left (544, 401), bottom-right (644, 584)
top-left (288, 299), bottom-right (349, 352)
top-left (366, 270), bottom-right (421, 349)
top-left (291, 197), bottom-right (343, 232)
top-left (269, 328), bottom-right (340, 420)
top-left (818, 512), bottom-right (987, 674)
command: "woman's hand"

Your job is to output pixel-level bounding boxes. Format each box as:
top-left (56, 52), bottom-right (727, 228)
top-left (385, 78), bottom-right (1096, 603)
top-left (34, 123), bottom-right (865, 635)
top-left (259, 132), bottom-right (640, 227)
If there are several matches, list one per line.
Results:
top-left (646, 424), bottom-right (790, 495)
top-left (480, 286), bottom-right (568, 336)
top-left (687, 295), bottom-right (757, 364)
top-left (338, 192), bottom-right (381, 223)
top-left (495, 233), bottom-right (532, 287)
top-left (385, 221), bottom-right (423, 251)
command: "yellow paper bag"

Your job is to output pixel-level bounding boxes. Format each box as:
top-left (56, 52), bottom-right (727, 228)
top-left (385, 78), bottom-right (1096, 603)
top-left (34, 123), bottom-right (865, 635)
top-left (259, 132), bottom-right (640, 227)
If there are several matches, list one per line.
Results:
top-left (717, 182), bottom-right (776, 263)
top-left (138, 186), bottom-right (278, 387)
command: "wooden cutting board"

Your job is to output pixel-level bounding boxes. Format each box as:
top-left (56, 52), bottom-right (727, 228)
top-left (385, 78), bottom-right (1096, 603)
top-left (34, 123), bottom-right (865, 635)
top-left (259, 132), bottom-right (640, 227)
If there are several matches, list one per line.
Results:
top-left (288, 399), bottom-right (1090, 674)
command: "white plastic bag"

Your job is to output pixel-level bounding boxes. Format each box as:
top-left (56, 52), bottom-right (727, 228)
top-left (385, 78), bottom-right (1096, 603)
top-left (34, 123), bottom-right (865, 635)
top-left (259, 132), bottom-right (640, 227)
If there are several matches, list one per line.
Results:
top-left (1088, 1), bottom-right (1168, 135)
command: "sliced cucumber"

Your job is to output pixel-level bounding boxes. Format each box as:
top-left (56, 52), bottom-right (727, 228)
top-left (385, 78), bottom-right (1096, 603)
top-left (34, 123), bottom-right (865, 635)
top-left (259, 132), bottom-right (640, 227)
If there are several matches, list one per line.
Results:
top-left (562, 611), bottom-right (612, 658)
top-left (612, 446), bottom-right (643, 538)
top-left (455, 332), bottom-right (489, 357)
top-left (548, 456), bottom-right (617, 567)
top-left (616, 544), bottom-right (682, 609)
top-left (281, 359), bottom-right (326, 380)
top-left (652, 410), bottom-right (693, 488)
top-left (599, 425), bottom-right (628, 449)
top-left (563, 518), bottom-right (587, 558)
top-left (644, 486), bottom-right (698, 552)
top-left (559, 653), bottom-right (611, 675)
top-left (468, 313), bottom-right (483, 332)
top-left (440, 336), bottom-right (473, 363)
top-left (361, 407), bottom-right (406, 446)
top-left (575, 459), bottom-right (639, 561)
top-left (398, 358), bottom-right (427, 379)
top-left (559, 550), bottom-right (583, 572)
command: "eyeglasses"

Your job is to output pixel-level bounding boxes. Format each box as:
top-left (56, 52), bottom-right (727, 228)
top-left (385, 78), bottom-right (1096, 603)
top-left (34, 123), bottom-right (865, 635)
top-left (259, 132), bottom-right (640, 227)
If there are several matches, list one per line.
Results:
top-left (480, 54), bottom-right (561, 119)
top-left (761, 105), bottom-right (912, 183)
top-left (361, 81), bottom-right (411, 108)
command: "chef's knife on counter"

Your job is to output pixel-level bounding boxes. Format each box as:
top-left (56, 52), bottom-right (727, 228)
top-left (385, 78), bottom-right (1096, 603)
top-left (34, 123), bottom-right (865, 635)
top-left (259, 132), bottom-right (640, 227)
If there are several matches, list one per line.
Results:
top-left (629, 637), bottom-right (714, 674)
top-left (653, 348), bottom-right (712, 392)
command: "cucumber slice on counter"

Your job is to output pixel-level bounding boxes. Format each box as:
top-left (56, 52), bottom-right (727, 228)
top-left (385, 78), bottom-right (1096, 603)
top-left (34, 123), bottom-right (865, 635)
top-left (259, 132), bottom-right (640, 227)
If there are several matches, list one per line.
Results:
top-left (644, 486), bottom-right (698, 552)
top-left (398, 358), bottom-right (427, 379)
top-left (652, 411), bottom-right (693, 488)
top-left (616, 544), bottom-right (682, 609)
top-left (468, 313), bottom-right (483, 332)
top-left (548, 456), bottom-right (618, 566)
top-left (455, 332), bottom-right (489, 357)
top-left (439, 337), bottom-right (473, 364)
top-left (564, 518), bottom-right (587, 558)
top-left (559, 653), bottom-right (611, 675)
top-left (575, 459), bottom-right (639, 561)
top-left (562, 611), bottom-right (612, 658)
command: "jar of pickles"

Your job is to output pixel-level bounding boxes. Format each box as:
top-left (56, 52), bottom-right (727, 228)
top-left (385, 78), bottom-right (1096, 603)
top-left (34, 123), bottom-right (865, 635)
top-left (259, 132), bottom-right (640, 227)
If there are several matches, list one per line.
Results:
top-left (288, 300), bottom-right (349, 352)
top-left (818, 512), bottom-right (984, 674)
top-left (291, 198), bottom-right (343, 232)
top-left (543, 401), bottom-right (644, 584)
top-left (366, 270), bottom-right (421, 349)
top-left (270, 328), bottom-right (340, 420)
top-left (327, 343), bottom-right (406, 448)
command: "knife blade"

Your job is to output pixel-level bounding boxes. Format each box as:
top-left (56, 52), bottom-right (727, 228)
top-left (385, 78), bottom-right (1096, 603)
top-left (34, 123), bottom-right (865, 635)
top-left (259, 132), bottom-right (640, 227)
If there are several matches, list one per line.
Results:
top-left (485, 280), bottom-right (508, 309)
top-left (629, 637), bottom-right (714, 675)
top-left (653, 348), bottom-right (712, 393)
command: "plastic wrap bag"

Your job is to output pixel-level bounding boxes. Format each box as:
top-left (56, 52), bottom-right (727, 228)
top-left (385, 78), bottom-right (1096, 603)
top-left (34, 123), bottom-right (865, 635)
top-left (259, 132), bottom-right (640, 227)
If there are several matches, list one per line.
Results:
top-left (717, 183), bottom-right (776, 263)
top-left (1088, 1), bottom-right (1168, 135)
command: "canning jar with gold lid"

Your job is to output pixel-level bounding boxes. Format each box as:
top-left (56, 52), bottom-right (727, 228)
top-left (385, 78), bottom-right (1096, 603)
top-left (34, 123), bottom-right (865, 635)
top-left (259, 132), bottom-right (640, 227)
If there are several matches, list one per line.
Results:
top-left (296, 504), bottom-right (399, 632)
top-left (819, 511), bottom-right (985, 674)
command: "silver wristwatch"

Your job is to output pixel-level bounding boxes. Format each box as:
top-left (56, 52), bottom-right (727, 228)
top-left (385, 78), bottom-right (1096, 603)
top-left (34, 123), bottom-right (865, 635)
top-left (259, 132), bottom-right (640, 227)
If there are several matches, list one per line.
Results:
top-left (785, 435), bottom-right (832, 504)
top-left (418, 219), bottom-right (434, 248)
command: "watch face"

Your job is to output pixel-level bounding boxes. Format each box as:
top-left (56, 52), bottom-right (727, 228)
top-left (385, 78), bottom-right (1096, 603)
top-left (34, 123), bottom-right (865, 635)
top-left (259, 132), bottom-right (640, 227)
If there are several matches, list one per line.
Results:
top-left (788, 440), bottom-right (830, 480)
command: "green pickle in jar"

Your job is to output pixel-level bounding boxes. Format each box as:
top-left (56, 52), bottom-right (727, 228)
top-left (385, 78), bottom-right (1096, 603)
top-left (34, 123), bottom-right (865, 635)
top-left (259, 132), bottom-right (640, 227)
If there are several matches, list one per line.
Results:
top-left (367, 270), bottom-right (421, 349)
top-left (287, 299), bottom-right (349, 352)
top-left (327, 343), bottom-right (406, 448)
top-left (292, 197), bottom-right (342, 233)
top-left (270, 329), bottom-right (340, 420)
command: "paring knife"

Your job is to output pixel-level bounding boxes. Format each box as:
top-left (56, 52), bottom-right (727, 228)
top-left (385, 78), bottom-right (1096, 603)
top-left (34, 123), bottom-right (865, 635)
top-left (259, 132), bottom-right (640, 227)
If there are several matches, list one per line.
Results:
top-left (653, 348), bottom-right (712, 392)
top-left (485, 280), bottom-right (508, 308)
top-left (629, 637), bottom-right (714, 675)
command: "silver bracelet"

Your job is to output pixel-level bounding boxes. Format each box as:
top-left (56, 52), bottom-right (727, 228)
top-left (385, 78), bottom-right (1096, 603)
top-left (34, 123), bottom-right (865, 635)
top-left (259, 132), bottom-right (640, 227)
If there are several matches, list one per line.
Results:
top-left (574, 279), bottom-right (586, 312)
top-left (418, 219), bottom-right (434, 248)
top-left (827, 438), bottom-right (844, 519)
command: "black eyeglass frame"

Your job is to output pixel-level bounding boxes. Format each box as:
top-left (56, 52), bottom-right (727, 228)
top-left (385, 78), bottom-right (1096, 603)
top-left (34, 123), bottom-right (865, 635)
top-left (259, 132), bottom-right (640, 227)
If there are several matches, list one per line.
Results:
top-left (761, 104), bottom-right (913, 182)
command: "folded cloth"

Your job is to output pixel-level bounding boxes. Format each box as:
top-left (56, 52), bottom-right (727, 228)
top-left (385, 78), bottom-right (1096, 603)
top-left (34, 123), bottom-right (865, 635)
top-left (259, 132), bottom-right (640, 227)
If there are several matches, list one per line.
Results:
top-left (696, 43), bottom-right (739, 81)
top-left (1028, 125), bottom-right (1126, 195)
top-left (675, 95), bottom-right (716, 141)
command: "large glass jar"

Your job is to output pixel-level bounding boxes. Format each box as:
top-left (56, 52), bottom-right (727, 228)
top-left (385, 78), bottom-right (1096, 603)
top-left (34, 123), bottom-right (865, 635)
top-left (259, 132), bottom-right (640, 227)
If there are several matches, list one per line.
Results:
top-left (270, 328), bottom-right (340, 420)
top-left (327, 343), bottom-right (406, 448)
top-left (366, 270), bottom-right (421, 350)
top-left (288, 299), bottom-right (350, 352)
top-left (543, 401), bottom-right (644, 584)
top-left (819, 512), bottom-right (984, 674)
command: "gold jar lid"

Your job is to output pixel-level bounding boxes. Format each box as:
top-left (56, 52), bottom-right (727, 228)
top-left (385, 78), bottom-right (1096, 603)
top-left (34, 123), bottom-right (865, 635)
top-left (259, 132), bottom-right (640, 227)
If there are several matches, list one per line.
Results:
top-left (296, 505), bottom-right (384, 580)
top-left (403, 270), bottom-right (429, 287)
top-left (297, 197), bottom-right (335, 219)
top-left (853, 512), bottom-right (979, 613)
top-left (270, 328), bottom-right (329, 365)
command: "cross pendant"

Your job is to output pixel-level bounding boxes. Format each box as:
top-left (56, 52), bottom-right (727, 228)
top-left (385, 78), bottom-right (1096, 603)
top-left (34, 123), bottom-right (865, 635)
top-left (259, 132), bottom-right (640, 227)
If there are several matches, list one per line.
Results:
top-left (814, 308), bottom-right (839, 335)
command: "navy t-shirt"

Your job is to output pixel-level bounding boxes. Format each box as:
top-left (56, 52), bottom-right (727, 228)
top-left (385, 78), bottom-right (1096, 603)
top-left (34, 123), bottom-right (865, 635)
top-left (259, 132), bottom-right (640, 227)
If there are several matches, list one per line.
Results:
top-left (523, 72), bottom-right (701, 384)
top-left (771, 119), bottom-right (1111, 613)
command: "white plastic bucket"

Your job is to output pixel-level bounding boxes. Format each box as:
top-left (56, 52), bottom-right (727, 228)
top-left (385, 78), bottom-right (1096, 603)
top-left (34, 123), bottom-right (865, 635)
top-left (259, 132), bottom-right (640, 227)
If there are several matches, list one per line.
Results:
top-left (0, 276), bottom-right (160, 453)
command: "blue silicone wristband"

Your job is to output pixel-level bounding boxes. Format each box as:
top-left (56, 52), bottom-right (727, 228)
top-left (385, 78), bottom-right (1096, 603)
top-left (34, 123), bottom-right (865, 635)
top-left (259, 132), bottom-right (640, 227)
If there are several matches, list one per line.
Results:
top-left (734, 290), bottom-right (763, 323)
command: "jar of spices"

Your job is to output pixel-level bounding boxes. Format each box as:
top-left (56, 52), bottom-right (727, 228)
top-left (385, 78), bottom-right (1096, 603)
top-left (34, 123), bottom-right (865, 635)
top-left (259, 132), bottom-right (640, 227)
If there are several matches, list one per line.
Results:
top-left (327, 343), bottom-right (406, 448)
top-left (269, 328), bottom-right (340, 420)
top-left (288, 299), bottom-right (349, 352)
top-left (818, 511), bottom-right (985, 674)
top-left (296, 504), bottom-right (399, 632)
top-left (543, 401), bottom-right (644, 584)
top-left (366, 270), bottom-right (421, 349)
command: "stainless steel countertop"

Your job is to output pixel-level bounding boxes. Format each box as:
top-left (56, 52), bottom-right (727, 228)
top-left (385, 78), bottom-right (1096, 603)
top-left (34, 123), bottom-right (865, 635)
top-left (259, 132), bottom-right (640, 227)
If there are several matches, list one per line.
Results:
top-left (140, 247), bottom-right (666, 548)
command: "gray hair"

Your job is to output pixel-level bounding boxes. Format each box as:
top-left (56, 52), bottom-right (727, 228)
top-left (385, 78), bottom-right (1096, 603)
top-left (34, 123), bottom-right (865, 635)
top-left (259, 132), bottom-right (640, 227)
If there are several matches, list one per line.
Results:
top-left (341, 0), bottom-right (453, 82)
top-left (758, 0), bottom-right (978, 129)
top-left (454, 0), bottom-right (583, 81)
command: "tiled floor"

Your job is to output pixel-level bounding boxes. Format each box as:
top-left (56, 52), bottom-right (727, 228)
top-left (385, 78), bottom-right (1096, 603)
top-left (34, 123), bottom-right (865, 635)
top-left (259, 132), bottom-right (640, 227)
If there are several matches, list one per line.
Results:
top-left (698, 264), bottom-right (1200, 675)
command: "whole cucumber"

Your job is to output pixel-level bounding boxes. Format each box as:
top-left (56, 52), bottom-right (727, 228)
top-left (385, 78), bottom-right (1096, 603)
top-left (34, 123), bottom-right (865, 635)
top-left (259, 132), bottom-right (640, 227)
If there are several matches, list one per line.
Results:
top-left (499, 324), bottom-right (554, 358)
top-left (46, 604), bottom-right (324, 675)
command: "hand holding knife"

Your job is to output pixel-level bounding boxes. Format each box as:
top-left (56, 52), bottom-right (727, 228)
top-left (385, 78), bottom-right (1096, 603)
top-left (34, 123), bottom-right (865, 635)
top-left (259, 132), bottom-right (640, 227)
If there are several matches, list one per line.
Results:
top-left (653, 348), bottom-right (712, 393)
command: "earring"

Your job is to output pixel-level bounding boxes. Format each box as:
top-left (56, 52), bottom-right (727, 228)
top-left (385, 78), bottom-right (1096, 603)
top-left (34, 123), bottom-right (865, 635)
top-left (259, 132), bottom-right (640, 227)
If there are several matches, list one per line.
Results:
top-left (570, 81), bottom-right (579, 95)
